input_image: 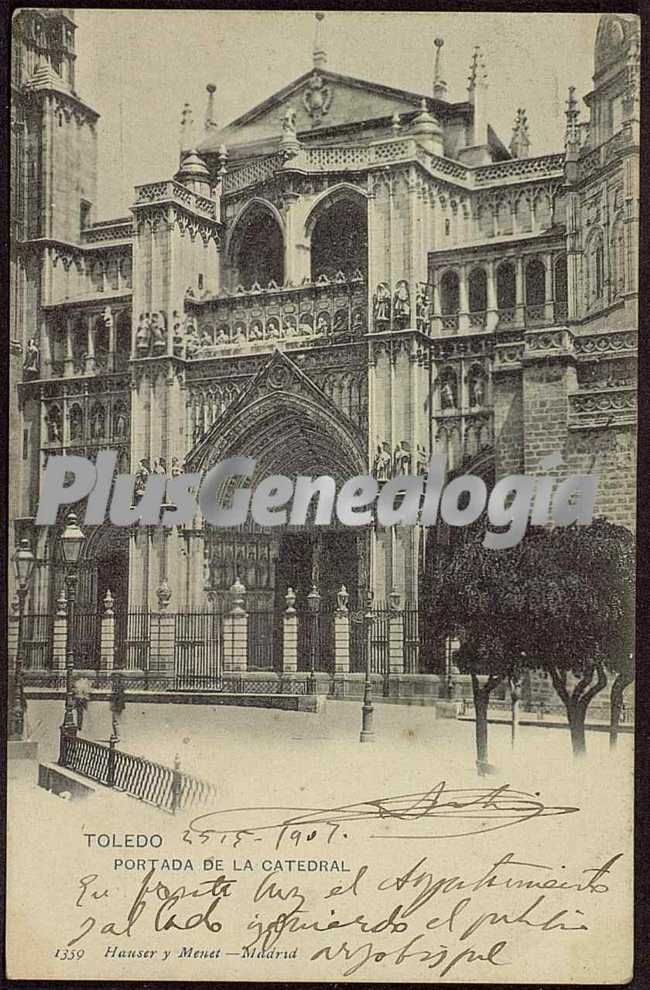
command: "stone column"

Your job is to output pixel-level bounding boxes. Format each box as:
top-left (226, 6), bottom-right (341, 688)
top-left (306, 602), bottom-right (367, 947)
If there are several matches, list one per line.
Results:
top-left (100, 589), bottom-right (115, 672)
top-left (334, 586), bottom-right (350, 675)
top-left (52, 589), bottom-right (68, 671)
top-left (486, 259), bottom-right (499, 331)
top-left (64, 316), bottom-right (74, 377)
top-left (544, 254), bottom-right (555, 323)
top-left (388, 592), bottom-right (405, 675)
top-left (515, 255), bottom-right (525, 327)
top-left (223, 577), bottom-right (247, 674)
top-left (282, 587), bottom-right (298, 674)
top-left (85, 313), bottom-right (95, 374)
top-left (458, 265), bottom-right (470, 332)
top-left (150, 579), bottom-right (175, 679)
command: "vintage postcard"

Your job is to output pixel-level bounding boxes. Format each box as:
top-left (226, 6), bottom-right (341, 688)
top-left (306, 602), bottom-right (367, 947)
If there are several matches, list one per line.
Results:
top-left (6, 7), bottom-right (638, 983)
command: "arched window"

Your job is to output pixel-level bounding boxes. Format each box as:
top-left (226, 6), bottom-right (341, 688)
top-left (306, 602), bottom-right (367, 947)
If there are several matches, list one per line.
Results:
top-left (120, 255), bottom-right (132, 288)
top-left (534, 192), bottom-right (552, 230)
top-left (94, 315), bottom-right (110, 370)
top-left (440, 271), bottom-right (460, 314)
top-left (496, 261), bottom-right (516, 324)
top-left (554, 254), bottom-right (568, 320)
top-left (230, 202), bottom-right (284, 289)
top-left (515, 194), bottom-right (532, 233)
top-left (106, 257), bottom-right (119, 292)
top-left (477, 203), bottom-right (494, 238)
top-left (309, 196), bottom-right (367, 281)
top-left (116, 311), bottom-right (131, 368)
top-left (496, 197), bottom-right (513, 236)
top-left (525, 258), bottom-right (546, 323)
top-left (468, 268), bottom-right (487, 313)
top-left (72, 316), bottom-right (86, 374)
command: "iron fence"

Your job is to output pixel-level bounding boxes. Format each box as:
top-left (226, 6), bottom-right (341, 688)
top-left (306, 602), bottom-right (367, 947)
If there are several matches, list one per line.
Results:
top-left (247, 610), bottom-right (278, 671)
top-left (115, 610), bottom-right (150, 670)
top-left (70, 611), bottom-right (101, 669)
top-left (403, 607), bottom-right (420, 673)
top-left (58, 729), bottom-right (217, 813)
top-left (175, 611), bottom-right (223, 688)
top-left (297, 607), bottom-right (335, 673)
top-left (21, 613), bottom-right (53, 669)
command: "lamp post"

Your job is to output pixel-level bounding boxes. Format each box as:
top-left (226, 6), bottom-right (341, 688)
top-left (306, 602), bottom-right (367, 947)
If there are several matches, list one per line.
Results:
top-left (10, 538), bottom-right (36, 740)
top-left (360, 591), bottom-right (375, 743)
top-left (60, 512), bottom-right (84, 735)
top-left (307, 584), bottom-right (321, 694)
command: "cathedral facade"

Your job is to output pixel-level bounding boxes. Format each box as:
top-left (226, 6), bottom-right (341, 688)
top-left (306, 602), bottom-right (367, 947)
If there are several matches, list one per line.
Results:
top-left (10, 11), bottom-right (638, 657)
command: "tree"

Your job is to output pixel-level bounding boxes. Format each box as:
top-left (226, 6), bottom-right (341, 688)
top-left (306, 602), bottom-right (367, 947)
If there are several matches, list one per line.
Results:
top-left (516, 520), bottom-right (634, 756)
top-left (426, 519), bottom-right (634, 762)
top-left (428, 533), bottom-right (528, 772)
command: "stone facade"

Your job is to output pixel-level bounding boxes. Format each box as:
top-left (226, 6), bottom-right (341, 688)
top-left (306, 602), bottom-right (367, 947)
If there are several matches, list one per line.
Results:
top-left (10, 12), bottom-right (638, 647)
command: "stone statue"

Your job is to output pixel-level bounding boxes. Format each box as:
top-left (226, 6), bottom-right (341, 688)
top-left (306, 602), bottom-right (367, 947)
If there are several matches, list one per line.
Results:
top-left (282, 106), bottom-right (297, 136)
top-left (47, 407), bottom-right (62, 443)
top-left (69, 405), bottom-right (83, 441)
top-left (372, 443), bottom-right (392, 482)
top-left (416, 443), bottom-right (429, 475)
top-left (23, 337), bottom-right (40, 376)
top-left (171, 456), bottom-right (183, 477)
top-left (373, 282), bottom-right (391, 325)
top-left (393, 440), bottom-right (411, 476)
top-left (114, 408), bottom-right (128, 438)
top-left (469, 374), bottom-right (485, 408)
top-left (393, 280), bottom-right (411, 327)
top-left (153, 458), bottom-right (167, 475)
top-left (150, 312), bottom-right (166, 354)
top-left (90, 403), bottom-right (106, 440)
top-left (440, 378), bottom-right (457, 409)
top-left (416, 284), bottom-right (431, 330)
top-left (135, 313), bottom-right (151, 355)
top-left (103, 305), bottom-right (114, 332)
top-left (134, 459), bottom-right (150, 497)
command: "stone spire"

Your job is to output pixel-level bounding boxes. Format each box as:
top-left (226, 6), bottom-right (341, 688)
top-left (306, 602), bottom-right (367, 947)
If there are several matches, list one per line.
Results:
top-left (509, 107), bottom-right (530, 159)
top-left (180, 102), bottom-right (195, 157)
top-left (204, 83), bottom-right (218, 133)
top-left (564, 85), bottom-right (581, 153)
top-left (313, 11), bottom-right (327, 69)
top-left (433, 37), bottom-right (447, 100)
top-left (467, 45), bottom-right (488, 146)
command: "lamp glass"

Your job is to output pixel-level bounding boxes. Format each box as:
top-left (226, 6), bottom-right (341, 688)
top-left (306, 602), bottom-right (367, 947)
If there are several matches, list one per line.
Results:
top-left (13, 538), bottom-right (35, 587)
top-left (61, 513), bottom-right (85, 565)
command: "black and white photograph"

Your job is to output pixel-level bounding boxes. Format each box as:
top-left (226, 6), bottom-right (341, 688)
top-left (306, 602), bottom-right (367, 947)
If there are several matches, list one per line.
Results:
top-left (6, 7), bottom-right (638, 983)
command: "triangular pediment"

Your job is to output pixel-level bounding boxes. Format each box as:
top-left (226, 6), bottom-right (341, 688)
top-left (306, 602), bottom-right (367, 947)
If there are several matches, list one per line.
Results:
top-left (200, 69), bottom-right (432, 153)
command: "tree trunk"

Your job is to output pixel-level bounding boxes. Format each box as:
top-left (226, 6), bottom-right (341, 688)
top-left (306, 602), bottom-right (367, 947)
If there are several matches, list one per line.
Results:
top-left (568, 703), bottom-right (587, 757)
top-left (471, 674), bottom-right (491, 772)
top-left (609, 673), bottom-right (632, 749)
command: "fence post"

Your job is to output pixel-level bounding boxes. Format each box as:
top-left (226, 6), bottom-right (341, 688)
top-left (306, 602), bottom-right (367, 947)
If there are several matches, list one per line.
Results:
top-left (388, 591), bottom-right (405, 678)
top-left (100, 590), bottom-right (115, 672)
top-left (282, 587), bottom-right (298, 674)
top-left (52, 590), bottom-right (68, 671)
top-left (171, 753), bottom-right (182, 814)
top-left (151, 580), bottom-right (175, 681)
top-left (223, 577), bottom-right (248, 674)
top-left (107, 734), bottom-right (117, 787)
top-left (334, 585), bottom-right (350, 675)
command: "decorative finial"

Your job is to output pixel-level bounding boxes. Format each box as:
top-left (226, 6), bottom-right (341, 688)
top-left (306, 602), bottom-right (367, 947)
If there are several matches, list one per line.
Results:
top-left (204, 83), bottom-right (218, 133)
top-left (565, 85), bottom-right (581, 150)
top-left (313, 11), bottom-right (327, 69)
top-left (180, 102), bottom-right (194, 156)
top-left (509, 107), bottom-right (530, 159)
top-left (433, 37), bottom-right (447, 100)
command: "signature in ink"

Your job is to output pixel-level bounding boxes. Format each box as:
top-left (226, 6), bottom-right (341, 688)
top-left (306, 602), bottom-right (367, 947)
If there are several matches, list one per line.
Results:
top-left (186, 781), bottom-right (579, 846)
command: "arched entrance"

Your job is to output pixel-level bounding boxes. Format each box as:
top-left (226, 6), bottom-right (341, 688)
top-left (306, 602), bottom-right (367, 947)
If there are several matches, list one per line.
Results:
top-left (186, 375), bottom-right (368, 671)
top-left (229, 200), bottom-right (284, 289)
top-left (307, 188), bottom-right (368, 281)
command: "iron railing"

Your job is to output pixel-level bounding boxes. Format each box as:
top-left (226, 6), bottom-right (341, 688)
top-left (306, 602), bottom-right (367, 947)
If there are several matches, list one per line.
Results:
top-left (247, 610), bottom-right (278, 671)
top-left (297, 607), bottom-right (335, 673)
top-left (403, 607), bottom-right (419, 673)
top-left (115, 610), bottom-right (151, 670)
top-left (175, 611), bottom-right (223, 688)
top-left (21, 613), bottom-right (53, 669)
top-left (58, 729), bottom-right (217, 813)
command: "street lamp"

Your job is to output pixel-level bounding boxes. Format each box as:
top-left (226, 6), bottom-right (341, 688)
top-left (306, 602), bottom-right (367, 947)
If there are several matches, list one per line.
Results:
top-left (10, 538), bottom-right (35, 740)
top-left (60, 512), bottom-right (84, 735)
top-left (307, 584), bottom-right (321, 694)
top-left (360, 591), bottom-right (375, 743)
